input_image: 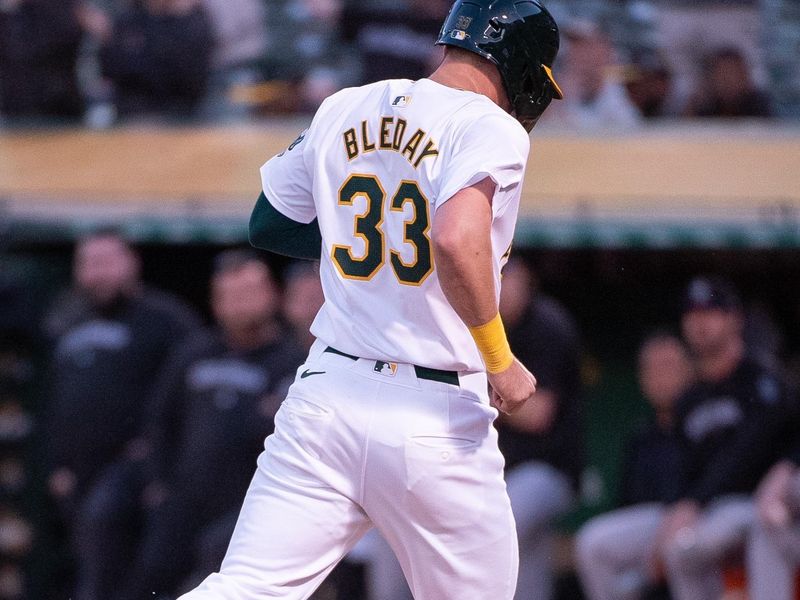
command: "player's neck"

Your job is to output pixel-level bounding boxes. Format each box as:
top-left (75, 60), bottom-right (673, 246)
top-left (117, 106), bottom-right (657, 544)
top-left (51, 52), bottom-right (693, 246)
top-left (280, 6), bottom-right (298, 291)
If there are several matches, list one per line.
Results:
top-left (428, 53), bottom-right (511, 112)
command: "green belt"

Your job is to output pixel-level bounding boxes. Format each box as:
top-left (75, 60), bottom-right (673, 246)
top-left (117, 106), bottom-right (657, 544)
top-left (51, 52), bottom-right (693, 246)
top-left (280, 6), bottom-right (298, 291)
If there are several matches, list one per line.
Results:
top-left (324, 346), bottom-right (459, 387)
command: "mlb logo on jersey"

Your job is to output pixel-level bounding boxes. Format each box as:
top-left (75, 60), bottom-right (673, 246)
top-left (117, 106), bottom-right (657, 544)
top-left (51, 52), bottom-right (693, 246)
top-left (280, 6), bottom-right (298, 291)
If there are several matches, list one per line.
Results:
top-left (373, 361), bottom-right (398, 377)
top-left (392, 95), bottom-right (411, 107)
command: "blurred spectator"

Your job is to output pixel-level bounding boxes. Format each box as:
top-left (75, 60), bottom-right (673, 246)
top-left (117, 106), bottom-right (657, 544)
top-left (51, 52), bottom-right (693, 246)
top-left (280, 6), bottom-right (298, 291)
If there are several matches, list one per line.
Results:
top-left (341, 0), bottom-right (450, 86)
top-left (282, 261), bottom-right (324, 352)
top-left (74, 250), bottom-right (303, 600)
top-left (576, 332), bottom-right (693, 600)
top-left (84, 0), bottom-right (214, 121)
top-left (658, 276), bottom-right (793, 599)
top-left (684, 47), bottom-right (772, 118)
top-left (496, 257), bottom-right (583, 600)
top-left (747, 434), bottom-right (800, 600)
top-left (546, 18), bottom-right (641, 129)
top-left (197, 0), bottom-right (267, 119)
top-left (762, 0), bottom-right (800, 118)
top-left (260, 0), bottom-right (348, 113)
top-left (624, 49), bottom-right (676, 119)
top-left (0, 0), bottom-right (84, 122)
top-left (40, 230), bottom-right (200, 592)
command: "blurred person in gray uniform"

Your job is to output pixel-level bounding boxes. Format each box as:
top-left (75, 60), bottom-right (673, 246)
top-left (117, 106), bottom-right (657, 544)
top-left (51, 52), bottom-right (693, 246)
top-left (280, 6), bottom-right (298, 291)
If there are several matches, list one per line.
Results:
top-left (747, 435), bottom-right (800, 600)
top-left (578, 277), bottom-right (794, 600)
top-left (576, 333), bottom-right (693, 600)
top-left (264, 0), bottom-right (349, 112)
top-left (762, 0), bottom-right (800, 118)
top-left (496, 257), bottom-right (583, 600)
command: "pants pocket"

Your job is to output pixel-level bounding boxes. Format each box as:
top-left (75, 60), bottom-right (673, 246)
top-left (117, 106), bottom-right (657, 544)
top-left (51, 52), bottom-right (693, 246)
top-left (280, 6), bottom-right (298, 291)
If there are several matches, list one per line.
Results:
top-left (274, 396), bottom-right (334, 461)
top-left (402, 435), bottom-right (489, 530)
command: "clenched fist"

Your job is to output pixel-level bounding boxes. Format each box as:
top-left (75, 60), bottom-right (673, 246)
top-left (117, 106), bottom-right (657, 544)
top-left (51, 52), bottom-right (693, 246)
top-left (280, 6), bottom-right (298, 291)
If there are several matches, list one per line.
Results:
top-left (487, 357), bottom-right (537, 415)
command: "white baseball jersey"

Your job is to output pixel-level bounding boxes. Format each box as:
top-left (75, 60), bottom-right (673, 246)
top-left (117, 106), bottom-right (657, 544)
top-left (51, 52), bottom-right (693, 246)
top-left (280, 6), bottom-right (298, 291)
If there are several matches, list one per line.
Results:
top-left (260, 78), bottom-right (530, 372)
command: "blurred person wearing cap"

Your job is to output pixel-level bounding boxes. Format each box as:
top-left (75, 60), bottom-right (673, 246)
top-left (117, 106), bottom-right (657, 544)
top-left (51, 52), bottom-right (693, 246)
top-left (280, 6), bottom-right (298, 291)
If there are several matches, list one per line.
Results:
top-left (654, 276), bottom-right (793, 600)
top-left (544, 18), bottom-right (641, 129)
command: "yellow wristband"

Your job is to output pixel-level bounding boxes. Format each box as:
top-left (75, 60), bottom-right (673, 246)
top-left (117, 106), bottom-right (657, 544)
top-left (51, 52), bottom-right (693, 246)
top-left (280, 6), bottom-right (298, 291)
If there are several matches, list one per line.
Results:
top-left (468, 313), bottom-right (514, 374)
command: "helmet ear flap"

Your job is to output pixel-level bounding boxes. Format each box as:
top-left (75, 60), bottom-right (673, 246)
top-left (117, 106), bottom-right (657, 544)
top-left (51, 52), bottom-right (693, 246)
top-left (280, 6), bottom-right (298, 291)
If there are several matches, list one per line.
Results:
top-left (512, 63), bottom-right (555, 131)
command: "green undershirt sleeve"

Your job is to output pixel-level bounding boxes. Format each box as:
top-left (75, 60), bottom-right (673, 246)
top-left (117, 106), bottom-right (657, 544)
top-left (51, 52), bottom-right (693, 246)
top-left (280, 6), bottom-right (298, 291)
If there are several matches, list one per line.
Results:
top-left (248, 192), bottom-right (322, 260)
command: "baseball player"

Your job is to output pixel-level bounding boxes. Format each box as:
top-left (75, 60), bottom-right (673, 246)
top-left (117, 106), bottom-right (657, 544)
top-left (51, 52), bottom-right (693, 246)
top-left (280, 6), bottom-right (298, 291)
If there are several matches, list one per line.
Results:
top-left (179, 1), bottom-right (562, 599)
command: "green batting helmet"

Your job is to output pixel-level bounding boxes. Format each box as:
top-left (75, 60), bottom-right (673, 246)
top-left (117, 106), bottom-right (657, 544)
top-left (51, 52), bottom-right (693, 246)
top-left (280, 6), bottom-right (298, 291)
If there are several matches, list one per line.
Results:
top-left (436, 0), bottom-right (563, 131)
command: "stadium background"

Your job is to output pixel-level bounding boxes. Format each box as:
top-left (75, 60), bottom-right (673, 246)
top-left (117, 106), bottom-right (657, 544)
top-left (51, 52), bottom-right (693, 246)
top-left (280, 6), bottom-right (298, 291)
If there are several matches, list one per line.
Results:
top-left (1, 0), bottom-right (799, 598)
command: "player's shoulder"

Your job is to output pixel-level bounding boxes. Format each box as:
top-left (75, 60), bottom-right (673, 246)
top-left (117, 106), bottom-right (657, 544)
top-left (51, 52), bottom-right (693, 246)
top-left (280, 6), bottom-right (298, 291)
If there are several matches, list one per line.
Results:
top-left (317, 79), bottom-right (401, 111)
top-left (450, 95), bottom-right (530, 153)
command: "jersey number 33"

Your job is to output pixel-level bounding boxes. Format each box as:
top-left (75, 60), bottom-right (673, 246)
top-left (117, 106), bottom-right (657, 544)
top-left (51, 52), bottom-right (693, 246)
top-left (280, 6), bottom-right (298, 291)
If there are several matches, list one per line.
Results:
top-left (332, 174), bottom-right (433, 286)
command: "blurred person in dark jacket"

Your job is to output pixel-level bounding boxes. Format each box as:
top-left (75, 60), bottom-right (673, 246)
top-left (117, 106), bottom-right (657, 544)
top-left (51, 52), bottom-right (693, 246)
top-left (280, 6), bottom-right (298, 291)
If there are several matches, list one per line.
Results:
top-left (41, 229), bottom-right (200, 596)
top-left (341, 0), bottom-right (450, 85)
top-left (495, 257), bottom-right (584, 600)
top-left (624, 49), bottom-right (676, 119)
top-left (42, 229), bottom-right (200, 517)
top-left (83, 0), bottom-right (213, 121)
top-left (684, 47), bottom-right (772, 118)
top-left (576, 333), bottom-right (693, 600)
top-left (73, 250), bottom-right (304, 600)
top-left (0, 0), bottom-right (84, 121)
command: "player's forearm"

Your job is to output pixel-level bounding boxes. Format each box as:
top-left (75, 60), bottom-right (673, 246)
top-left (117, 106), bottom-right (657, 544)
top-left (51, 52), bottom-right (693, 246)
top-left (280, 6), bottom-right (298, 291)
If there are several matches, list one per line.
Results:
top-left (433, 196), bottom-right (497, 327)
top-left (249, 192), bottom-right (322, 260)
top-left (433, 179), bottom-right (515, 374)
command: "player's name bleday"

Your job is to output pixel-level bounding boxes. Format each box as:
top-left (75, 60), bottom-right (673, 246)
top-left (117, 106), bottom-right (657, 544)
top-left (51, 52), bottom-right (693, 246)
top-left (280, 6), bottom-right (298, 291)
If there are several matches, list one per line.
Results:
top-left (343, 109), bottom-right (440, 168)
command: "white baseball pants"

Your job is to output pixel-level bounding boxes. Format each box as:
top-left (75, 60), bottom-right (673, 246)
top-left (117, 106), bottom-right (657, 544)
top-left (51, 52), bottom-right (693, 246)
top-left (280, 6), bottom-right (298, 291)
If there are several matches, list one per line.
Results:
top-left (179, 340), bottom-right (518, 600)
